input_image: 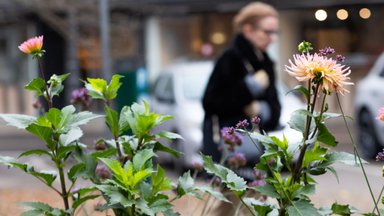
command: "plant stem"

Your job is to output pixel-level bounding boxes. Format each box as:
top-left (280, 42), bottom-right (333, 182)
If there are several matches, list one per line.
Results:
top-left (114, 135), bottom-right (123, 162)
top-left (37, 58), bottom-right (52, 109)
top-left (292, 82), bottom-right (320, 183)
top-left (336, 93), bottom-right (380, 215)
top-left (58, 162), bottom-right (70, 213)
top-left (238, 195), bottom-right (256, 216)
top-left (372, 185), bottom-right (384, 214)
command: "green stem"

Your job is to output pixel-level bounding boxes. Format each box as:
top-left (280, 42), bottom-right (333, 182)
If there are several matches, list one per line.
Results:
top-left (372, 185), bottom-right (384, 214)
top-left (335, 93), bottom-right (380, 215)
top-left (292, 82), bottom-right (320, 183)
top-left (238, 195), bottom-right (256, 216)
top-left (114, 135), bottom-right (123, 162)
top-left (309, 93), bottom-right (327, 140)
top-left (57, 162), bottom-right (70, 213)
top-left (37, 58), bottom-right (52, 109)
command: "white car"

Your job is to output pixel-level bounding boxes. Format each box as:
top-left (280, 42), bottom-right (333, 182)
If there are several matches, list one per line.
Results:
top-left (355, 53), bottom-right (384, 158)
top-left (150, 61), bottom-right (303, 170)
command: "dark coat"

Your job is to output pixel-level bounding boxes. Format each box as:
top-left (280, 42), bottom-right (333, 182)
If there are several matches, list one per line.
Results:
top-left (201, 34), bottom-right (281, 163)
top-left (202, 34), bottom-right (281, 131)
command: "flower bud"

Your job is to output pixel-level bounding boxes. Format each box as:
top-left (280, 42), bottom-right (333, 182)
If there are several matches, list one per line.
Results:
top-left (94, 139), bottom-right (107, 151)
top-left (192, 160), bottom-right (204, 172)
top-left (96, 164), bottom-right (111, 179)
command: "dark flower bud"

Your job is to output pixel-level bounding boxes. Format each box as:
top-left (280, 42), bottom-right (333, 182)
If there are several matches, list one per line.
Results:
top-left (376, 151), bottom-right (384, 161)
top-left (96, 164), bottom-right (111, 179)
top-left (214, 177), bottom-right (221, 187)
top-left (336, 54), bottom-right (346, 62)
top-left (318, 47), bottom-right (335, 56)
top-left (32, 99), bottom-right (42, 109)
top-left (94, 139), bottom-right (107, 151)
top-left (236, 119), bottom-right (249, 129)
top-left (192, 160), bottom-right (204, 172)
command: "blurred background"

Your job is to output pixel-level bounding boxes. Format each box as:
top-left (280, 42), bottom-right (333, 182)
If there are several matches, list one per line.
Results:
top-left (0, 0), bottom-right (384, 214)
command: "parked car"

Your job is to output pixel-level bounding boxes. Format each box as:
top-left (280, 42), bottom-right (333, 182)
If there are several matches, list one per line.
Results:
top-left (149, 61), bottom-right (303, 170)
top-left (355, 53), bottom-right (384, 159)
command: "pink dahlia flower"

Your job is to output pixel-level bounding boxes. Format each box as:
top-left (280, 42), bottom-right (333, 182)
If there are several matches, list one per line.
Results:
top-left (285, 53), bottom-right (353, 95)
top-left (18, 35), bottom-right (44, 55)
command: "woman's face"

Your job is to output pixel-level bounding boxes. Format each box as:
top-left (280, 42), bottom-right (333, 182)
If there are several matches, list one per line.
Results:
top-left (243, 16), bottom-right (279, 51)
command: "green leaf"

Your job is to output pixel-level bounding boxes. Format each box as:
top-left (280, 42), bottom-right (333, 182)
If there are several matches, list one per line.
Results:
top-left (46, 108), bottom-right (61, 128)
top-left (243, 197), bottom-right (274, 216)
top-left (197, 186), bottom-right (230, 203)
top-left (0, 114), bottom-right (36, 129)
top-left (147, 195), bottom-right (173, 214)
top-left (202, 154), bottom-right (247, 194)
top-left (270, 135), bottom-right (289, 150)
top-left (253, 183), bottom-right (279, 198)
top-left (287, 200), bottom-right (321, 216)
top-left (18, 149), bottom-right (51, 158)
top-left (48, 73), bottom-right (70, 97)
top-left (153, 142), bottom-right (182, 158)
top-left (152, 164), bottom-right (173, 195)
top-left (176, 171), bottom-right (195, 197)
top-left (105, 106), bottom-right (119, 137)
top-left (20, 202), bottom-right (52, 213)
top-left (317, 123), bottom-right (337, 147)
top-left (96, 185), bottom-right (134, 207)
top-left (288, 109), bottom-right (315, 134)
top-left (133, 169), bottom-right (152, 187)
top-left (286, 85), bottom-right (310, 98)
top-left (292, 184), bottom-right (315, 199)
top-left (327, 152), bottom-right (368, 166)
top-left (26, 124), bottom-right (54, 148)
top-left (119, 106), bottom-right (131, 135)
top-left (72, 195), bottom-right (99, 210)
top-left (24, 78), bottom-right (45, 96)
top-left (99, 158), bottom-right (126, 185)
top-left (331, 202), bottom-right (357, 215)
top-left (303, 143), bottom-right (327, 167)
top-left (105, 74), bottom-right (124, 100)
top-left (59, 128), bottom-right (83, 146)
top-left (156, 131), bottom-right (183, 141)
top-left (133, 149), bottom-right (154, 171)
top-left (68, 163), bottom-right (86, 182)
top-left (58, 105), bottom-right (103, 132)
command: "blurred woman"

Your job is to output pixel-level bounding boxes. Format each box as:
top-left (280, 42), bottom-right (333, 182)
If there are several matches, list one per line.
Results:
top-left (202, 2), bottom-right (281, 162)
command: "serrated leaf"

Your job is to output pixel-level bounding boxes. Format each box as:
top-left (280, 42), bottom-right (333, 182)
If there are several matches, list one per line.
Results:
top-left (317, 123), bottom-right (337, 147)
top-left (303, 143), bottom-right (327, 167)
top-left (133, 149), bottom-right (154, 171)
top-left (176, 171), bottom-right (195, 197)
top-left (202, 154), bottom-right (246, 193)
top-left (153, 142), bottom-right (182, 158)
top-left (26, 124), bottom-right (54, 148)
top-left (331, 202), bottom-right (357, 215)
top-left (287, 200), bottom-right (321, 216)
top-left (59, 128), bottom-right (83, 146)
top-left (96, 185), bottom-right (134, 207)
top-left (68, 163), bottom-right (86, 182)
top-left (0, 114), bottom-right (36, 129)
top-left (148, 196), bottom-right (173, 214)
top-left (253, 183), bottom-right (279, 198)
top-left (24, 78), bottom-right (45, 96)
top-left (72, 195), bottom-right (99, 210)
top-left (243, 197), bottom-right (274, 216)
top-left (288, 109), bottom-right (315, 134)
top-left (119, 106), bottom-right (131, 135)
top-left (105, 74), bottom-right (124, 100)
top-left (152, 164), bottom-right (173, 195)
top-left (197, 186), bottom-right (230, 203)
top-left (20, 202), bottom-right (52, 212)
top-left (46, 108), bottom-right (61, 128)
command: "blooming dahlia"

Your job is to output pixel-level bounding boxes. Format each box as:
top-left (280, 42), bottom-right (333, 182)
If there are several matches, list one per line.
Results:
top-left (285, 53), bottom-right (353, 94)
top-left (18, 35), bottom-right (44, 55)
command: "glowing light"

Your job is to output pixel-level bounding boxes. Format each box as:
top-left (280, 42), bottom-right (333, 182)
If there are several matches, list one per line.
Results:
top-left (315, 9), bottom-right (327, 21)
top-left (359, 8), bottom-right (371, 19)
top-left (211, 32), bottom-right (226, 45)
top-left (337, 9), bottom-right (348, 20)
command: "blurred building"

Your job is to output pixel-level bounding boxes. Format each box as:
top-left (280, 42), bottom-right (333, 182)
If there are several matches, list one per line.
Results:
top-left (0, 0), bottom-right (383, 115)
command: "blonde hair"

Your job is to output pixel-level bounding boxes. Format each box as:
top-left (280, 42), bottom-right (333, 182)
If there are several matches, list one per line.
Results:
top-left (233, 2), bottom-right (278, 32)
